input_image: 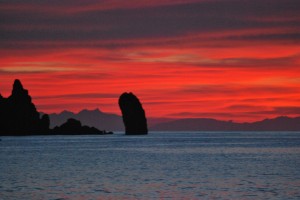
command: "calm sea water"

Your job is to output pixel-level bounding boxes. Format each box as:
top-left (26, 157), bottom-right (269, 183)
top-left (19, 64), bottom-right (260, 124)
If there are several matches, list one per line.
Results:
top-left (1, 132), bottom-right (300, 200)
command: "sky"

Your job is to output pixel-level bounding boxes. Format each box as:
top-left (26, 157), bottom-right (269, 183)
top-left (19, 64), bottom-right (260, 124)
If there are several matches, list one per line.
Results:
top-left (0, 0), bottom-right (300, 122)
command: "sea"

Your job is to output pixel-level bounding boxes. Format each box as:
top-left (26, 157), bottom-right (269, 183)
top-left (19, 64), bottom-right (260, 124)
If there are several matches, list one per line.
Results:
top-left (1, 132), bottom-right (300, 200)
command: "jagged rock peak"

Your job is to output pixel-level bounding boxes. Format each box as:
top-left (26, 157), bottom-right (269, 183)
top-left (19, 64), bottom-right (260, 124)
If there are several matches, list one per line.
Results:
top-left (13, 79), bottom-right (23, 91)
top-left (11, 79), bottom-right (28, 97)
top-left (1, 79), bottom-right (49, 135)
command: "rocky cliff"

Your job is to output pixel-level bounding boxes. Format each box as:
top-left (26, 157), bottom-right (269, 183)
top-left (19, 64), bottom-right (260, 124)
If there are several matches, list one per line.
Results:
top-left (0, 79), bottom-right (49, 135)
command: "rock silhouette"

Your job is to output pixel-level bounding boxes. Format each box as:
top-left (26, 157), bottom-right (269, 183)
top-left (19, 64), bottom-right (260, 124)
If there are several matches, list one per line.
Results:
top-left (0, 79), bottom-right (113, 136)
top-left (0, 79), bottom-right (49, 135)
top-left (119, 92), bottom-right (148, 135)
top-left (51, 118), bottom-right (113, 135)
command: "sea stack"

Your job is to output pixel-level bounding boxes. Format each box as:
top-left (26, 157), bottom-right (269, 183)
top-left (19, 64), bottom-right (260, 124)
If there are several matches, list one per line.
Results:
top-left (0, 79), bottom-right (50, 135)
top-left (118, 92), bottom-right (148, 135)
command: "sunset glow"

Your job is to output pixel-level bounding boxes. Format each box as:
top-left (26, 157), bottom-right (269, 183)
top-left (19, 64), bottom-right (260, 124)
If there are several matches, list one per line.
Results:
top-left (1, 0), bottom-right (300, 122)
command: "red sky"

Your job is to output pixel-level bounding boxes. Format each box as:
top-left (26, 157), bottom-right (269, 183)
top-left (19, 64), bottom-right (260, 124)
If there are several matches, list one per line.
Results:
top-left (0, 0), bottom-right (300, 122)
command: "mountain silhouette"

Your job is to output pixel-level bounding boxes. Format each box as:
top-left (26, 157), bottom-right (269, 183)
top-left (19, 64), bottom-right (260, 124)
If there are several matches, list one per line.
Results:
top-left (48, 109), bottom-right (300, 131)
top-left (150, 116), bottom-right (300, 131)
top-left (47, 108), bottom-right (124, 131)
top-left (0, 79), bottom-right (49, 135)
top-left (119, 92), bottom-right (148, 135)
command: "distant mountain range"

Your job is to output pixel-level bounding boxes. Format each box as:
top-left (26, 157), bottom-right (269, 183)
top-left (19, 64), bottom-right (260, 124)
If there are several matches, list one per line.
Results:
top-left (46, 109), bottom-right (300, 131)
top-left (151, 117), bottom-right (300, 131)
top-left (47, 109), bottom-right (124, 131)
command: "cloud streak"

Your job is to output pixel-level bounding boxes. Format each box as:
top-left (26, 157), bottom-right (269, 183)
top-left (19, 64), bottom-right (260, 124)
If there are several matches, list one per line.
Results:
top-left (1, 0), bottom-right (299, 46)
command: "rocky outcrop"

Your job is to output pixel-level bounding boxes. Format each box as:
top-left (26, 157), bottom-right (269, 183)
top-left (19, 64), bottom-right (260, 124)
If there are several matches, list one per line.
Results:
top-left (51, 118), bottom-right (113, 135)
top-left (0, 79), bottom-right (49, 135)
top-left (118, 92), bottom-right (148, 135)
top-left (0, 79), bottom-right (113, 135)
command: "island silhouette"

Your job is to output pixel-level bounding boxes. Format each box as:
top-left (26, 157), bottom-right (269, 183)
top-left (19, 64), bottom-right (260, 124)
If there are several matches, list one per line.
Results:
top-left (0, 80), bottom-right (114, 136)
top-left (51, 118), bottom-right (112, 135)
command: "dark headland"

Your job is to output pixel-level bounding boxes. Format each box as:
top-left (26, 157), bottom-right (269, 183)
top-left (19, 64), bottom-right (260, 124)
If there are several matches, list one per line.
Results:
top-left (0, 79), bottom-right (112, 136)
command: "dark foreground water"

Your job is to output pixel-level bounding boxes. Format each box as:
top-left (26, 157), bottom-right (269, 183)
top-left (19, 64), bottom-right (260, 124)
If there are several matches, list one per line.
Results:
top-left (1, 132), bottom-right (300, 200)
